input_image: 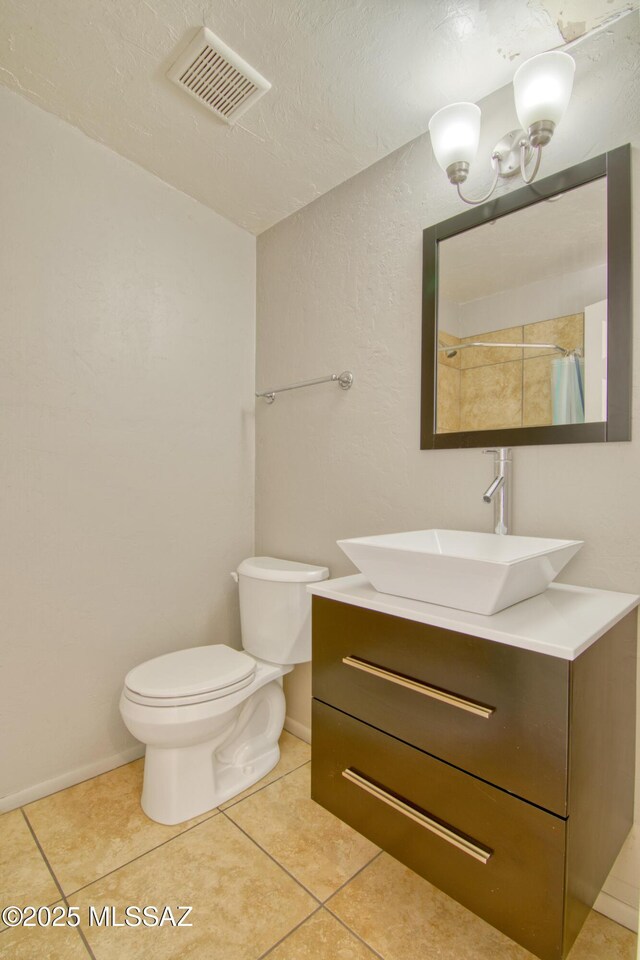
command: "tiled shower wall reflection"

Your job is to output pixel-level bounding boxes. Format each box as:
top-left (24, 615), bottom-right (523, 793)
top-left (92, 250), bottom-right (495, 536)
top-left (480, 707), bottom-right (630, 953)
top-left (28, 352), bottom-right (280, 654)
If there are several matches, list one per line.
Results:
top-left (437, 314), bottom-right (584, 433)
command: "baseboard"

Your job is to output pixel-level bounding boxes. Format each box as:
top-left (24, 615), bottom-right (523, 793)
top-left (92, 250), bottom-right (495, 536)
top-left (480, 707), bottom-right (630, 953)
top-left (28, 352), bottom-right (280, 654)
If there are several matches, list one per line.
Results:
top-left (0, 745), bottom-right (145, 813)
top-left (593, 826), bottom-right (639, 932)
top-left (284, 716), bottom-right (311, 744)
top-left (594, 890), bottom-right (638, 933)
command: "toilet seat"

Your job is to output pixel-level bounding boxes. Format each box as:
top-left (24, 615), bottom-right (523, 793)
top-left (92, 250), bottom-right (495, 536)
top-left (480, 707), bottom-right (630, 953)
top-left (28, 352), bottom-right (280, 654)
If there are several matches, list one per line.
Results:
top-left (124, 645), bottom-right (256, 707)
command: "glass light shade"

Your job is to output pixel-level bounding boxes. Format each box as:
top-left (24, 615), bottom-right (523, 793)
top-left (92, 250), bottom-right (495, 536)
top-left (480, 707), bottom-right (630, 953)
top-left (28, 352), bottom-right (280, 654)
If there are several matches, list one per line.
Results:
top-left (428, 102), bottom-right (481, 172)
top-left (513, 51), bottom-right (575, 129)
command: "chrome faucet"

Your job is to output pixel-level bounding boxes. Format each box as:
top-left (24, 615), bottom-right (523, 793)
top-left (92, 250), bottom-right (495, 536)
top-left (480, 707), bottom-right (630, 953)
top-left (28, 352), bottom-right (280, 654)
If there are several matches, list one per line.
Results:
top-left (482, 448), bottom-right (512, 535)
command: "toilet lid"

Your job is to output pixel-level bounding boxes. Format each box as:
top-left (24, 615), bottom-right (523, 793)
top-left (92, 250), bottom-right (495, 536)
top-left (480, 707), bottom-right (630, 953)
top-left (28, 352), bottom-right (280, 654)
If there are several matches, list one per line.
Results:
top-left (124, 645), bottom-right (256, 700)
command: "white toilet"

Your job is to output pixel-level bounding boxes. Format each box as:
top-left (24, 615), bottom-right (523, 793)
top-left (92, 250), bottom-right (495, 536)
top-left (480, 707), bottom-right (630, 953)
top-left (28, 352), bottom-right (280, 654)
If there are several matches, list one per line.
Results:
top-left (120, 556), bottom-right (328, 825)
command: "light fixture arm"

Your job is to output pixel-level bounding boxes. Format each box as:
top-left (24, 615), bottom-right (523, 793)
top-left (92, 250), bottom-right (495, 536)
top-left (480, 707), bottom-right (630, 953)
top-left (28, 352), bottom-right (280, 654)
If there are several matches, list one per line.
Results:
top-left (454, 133), bottom-right (543, 206)
top-left (455, 154), bottom-right (501, 206)
top-left (519, 142), bottom-right (542, 185)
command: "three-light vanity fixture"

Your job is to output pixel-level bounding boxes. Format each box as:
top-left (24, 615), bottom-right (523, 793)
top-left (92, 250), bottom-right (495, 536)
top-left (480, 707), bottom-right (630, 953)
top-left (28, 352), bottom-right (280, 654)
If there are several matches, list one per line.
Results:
top-left (429, 51), bottom-right (575, 205)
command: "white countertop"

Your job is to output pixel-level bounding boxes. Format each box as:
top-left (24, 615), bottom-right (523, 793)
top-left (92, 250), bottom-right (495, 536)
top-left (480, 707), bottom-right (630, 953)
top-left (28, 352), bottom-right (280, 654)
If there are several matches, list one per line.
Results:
top-left (308, 575), bottom-right (639, 660)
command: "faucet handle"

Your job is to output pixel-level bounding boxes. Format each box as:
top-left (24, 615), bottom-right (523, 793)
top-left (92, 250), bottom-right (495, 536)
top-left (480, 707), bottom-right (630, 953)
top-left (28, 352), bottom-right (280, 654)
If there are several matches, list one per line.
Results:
top-left (482, 447), bottom-right (512, 460)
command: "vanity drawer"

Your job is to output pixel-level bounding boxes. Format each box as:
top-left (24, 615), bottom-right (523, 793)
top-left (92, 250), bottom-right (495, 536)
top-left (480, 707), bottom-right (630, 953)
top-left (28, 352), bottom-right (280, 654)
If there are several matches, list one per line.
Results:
top-left (312, 699), bottom-right (566, 960)
top-left (312, 596), bottom-right (570, 814)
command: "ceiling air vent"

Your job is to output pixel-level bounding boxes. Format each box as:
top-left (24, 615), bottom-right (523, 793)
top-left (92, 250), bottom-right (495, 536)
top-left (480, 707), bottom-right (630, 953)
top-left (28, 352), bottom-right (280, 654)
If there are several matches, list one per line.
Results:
top-left (168, 28), bottom-right (271, 124)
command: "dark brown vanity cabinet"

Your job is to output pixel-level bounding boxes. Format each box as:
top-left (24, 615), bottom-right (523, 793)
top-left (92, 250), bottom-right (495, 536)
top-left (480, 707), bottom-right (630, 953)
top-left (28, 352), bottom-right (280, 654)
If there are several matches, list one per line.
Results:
top-left (311, 596), bottom-right (637, 960)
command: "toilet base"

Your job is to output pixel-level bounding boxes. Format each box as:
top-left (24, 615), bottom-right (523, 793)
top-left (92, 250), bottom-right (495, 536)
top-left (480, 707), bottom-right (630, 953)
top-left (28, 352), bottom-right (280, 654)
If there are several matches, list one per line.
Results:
top-left (141, 743), bottom-right (281, 825)
top-left (139, 678), bottom-right (286, 825)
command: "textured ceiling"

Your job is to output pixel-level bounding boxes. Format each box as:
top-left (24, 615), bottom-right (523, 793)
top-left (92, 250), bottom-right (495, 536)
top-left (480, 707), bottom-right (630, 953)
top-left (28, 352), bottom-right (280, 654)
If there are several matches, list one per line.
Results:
top-left (0, 0), bottom-right (636, 233)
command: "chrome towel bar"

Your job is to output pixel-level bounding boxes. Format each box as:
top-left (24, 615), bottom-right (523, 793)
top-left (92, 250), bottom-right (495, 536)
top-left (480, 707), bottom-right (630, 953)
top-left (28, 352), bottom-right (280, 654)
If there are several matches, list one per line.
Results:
top-left (256, 370), bottom-right (353, 403)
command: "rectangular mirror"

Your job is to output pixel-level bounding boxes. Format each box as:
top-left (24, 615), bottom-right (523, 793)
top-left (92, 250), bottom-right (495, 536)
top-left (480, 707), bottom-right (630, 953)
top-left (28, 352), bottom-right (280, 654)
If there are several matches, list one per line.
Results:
top-left (421, 145), bottom-right (631, 449)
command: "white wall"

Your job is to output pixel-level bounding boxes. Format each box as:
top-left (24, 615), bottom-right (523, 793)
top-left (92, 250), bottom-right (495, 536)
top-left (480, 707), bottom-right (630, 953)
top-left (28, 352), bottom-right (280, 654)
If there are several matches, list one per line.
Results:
top-left (0, 86), bottom-right (256, 806)
top-left (456, 263), bottom-right (607, 337)
top-left (256, 16), bottom-right (640, 926)
top-left (440, 262), bottom-right (607, 338)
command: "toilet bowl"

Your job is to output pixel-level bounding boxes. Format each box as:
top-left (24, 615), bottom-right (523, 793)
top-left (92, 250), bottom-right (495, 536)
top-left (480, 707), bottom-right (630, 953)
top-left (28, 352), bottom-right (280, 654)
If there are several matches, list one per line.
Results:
top-left (120, 557), bottom-right (328, 825)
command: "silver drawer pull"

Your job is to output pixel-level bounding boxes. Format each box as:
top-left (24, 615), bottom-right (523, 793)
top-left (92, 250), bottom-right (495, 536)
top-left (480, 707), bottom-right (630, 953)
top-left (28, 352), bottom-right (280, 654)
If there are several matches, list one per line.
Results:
top-left (342, 655), bottom-right (495, 719)
top-left (342, 768), bottom-right (492, 864)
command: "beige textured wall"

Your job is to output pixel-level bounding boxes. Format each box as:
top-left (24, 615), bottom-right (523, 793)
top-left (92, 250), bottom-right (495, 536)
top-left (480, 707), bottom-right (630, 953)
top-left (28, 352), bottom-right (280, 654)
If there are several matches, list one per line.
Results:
top-left (257, 20), bottom-right (640, 921)
top-left (256, 12), bottom-right (639, 861)
top-left (0, 87), bottom-right (256, 804)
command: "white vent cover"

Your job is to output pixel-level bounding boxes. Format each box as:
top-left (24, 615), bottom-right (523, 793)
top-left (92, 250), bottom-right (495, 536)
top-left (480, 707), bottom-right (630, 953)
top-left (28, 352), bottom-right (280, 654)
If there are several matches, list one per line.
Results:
top-left (168, 28), bottom-right (271, 124)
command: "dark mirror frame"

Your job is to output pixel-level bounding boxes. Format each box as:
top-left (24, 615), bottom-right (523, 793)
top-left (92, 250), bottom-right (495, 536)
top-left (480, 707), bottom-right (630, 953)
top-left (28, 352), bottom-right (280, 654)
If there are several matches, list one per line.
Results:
top-left (421, 143), bottom-right (632, 449)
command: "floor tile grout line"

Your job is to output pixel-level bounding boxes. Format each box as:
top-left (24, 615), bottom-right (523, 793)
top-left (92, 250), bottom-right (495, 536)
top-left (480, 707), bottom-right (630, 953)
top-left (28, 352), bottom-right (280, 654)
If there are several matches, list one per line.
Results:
top-left (17, 752), bottom-right (310, 909)
top-left (223, 767), bottom-right (384, 914)
top-left (321, 848), bottom-right (384, 905)
top-left (220, 758), bottom-right (311, 812)
top-left (220, 809), bottom-right (323, 906)
top-left (68, 910), bottom-right (98, 960)
top-left (323, 903), bottom-right (387, 960)
top-left (60, 807), bottom-right (223, 900)
top-left (60, 758), bottom-right (311, 900)
top-left (20, 808), bottom-right (67, 903)
top-left (12, 782), bottom-right (380, 960)
top-left (0, 897), bottom-right (61, 936)
top-left (15, 761), bottom-right (312, 958)
top-left (255, 904), bottom-right (324, 960)
top-left (253, 898), bottom-right (388, 960)
top-left (14, 760), bottom-right (220, 897)
top-left (20, 808), bottom-right (97, 959)
top-left (31, 808), bottom-right (222, 901)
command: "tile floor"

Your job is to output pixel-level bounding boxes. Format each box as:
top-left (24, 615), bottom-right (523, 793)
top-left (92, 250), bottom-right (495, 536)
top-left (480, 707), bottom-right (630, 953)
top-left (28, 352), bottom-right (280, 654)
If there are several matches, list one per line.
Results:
top-left (0, 731), bottom-right (636, 960)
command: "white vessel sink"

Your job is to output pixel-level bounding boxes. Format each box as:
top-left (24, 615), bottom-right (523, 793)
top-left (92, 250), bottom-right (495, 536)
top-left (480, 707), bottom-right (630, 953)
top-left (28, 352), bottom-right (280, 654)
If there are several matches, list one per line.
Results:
top-left (337, 529), bottom-right (583, 615)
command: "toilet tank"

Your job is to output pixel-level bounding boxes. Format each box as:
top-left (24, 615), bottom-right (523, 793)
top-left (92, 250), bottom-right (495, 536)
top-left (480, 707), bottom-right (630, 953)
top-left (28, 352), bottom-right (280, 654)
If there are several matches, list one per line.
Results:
top-left (236, 557), bottom-right (329, 664)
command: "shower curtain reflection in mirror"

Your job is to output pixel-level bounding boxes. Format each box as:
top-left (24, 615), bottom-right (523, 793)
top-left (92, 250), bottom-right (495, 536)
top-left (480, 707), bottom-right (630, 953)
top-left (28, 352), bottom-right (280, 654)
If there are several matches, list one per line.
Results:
top-left (552, 354), bottom-right (585, 425)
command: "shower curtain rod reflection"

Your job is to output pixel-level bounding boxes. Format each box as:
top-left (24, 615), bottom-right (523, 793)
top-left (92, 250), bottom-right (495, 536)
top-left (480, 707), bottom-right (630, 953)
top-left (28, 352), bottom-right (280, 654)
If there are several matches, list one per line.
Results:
top-left (438, 340), bottom-right (577, 359)
top-left (256, 370), bottom-right (354, 404)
